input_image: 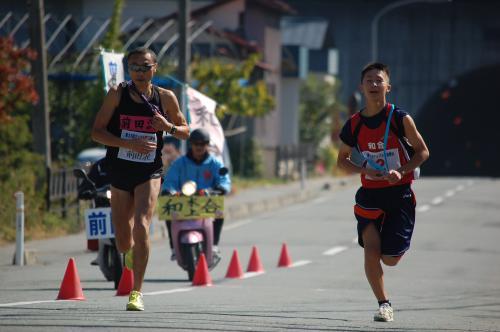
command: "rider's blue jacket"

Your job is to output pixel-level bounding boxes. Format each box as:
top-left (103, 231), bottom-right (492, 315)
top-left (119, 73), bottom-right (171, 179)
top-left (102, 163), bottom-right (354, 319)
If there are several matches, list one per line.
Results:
top-left (162, 151), bottom-right (231, 194)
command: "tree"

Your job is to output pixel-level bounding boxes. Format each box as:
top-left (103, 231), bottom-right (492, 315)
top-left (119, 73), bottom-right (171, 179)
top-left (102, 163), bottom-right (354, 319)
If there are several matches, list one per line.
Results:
top-left (0, 37), bottom-right (46, 241)
top-left (191, 55), bottom-right (275, 118)
top-left (0, 37), bottom-right (38, 122)
top-left (101, 0), bottom-right (125, 51)
top-left (299, 75), bottom-right (346, 147)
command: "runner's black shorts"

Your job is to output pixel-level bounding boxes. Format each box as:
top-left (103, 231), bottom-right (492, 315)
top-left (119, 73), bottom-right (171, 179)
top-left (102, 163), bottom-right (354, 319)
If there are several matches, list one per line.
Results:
top-left (109, 164), bottom-right (163, 193)
top-left (354, 184), bottom-right (416, 256)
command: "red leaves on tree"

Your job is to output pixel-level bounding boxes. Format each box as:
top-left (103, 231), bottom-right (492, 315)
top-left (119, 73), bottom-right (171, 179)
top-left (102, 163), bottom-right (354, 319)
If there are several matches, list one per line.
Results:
top-left (0, 37), bottom-right (39, 123)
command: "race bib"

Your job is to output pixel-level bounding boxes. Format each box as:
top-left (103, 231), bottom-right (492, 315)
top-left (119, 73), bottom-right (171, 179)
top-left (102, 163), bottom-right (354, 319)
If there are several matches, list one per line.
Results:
top-left (363, 148), bottom-right (401, 180)
top-left (117, 130), bottom-right (157, 163)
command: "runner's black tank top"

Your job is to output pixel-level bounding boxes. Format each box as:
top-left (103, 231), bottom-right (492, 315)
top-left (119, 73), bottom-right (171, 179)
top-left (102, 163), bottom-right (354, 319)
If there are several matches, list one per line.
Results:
top-left (105, 83), bottom-right (165, 172)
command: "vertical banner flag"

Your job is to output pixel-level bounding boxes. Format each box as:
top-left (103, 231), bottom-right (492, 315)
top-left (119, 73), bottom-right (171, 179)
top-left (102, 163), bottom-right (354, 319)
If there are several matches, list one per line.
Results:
top-left (101, 51), bottom-right (125, 92)
top-left (186, 87), bottom-right (226, 161)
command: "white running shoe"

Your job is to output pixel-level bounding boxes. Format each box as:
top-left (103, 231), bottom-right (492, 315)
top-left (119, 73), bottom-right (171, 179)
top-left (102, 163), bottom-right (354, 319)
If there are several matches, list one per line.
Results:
top-left (374, 303), bottom-right (394, 322)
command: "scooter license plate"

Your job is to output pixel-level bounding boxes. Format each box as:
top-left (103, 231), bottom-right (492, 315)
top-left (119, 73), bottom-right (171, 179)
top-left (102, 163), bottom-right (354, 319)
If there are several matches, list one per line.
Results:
top-left (157, 196), bottom-right (224, 220)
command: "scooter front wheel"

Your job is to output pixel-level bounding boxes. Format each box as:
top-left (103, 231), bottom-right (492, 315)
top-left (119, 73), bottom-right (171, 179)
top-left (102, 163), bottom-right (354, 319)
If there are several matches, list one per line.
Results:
top-left (180, 242), bottom-right (202, 281)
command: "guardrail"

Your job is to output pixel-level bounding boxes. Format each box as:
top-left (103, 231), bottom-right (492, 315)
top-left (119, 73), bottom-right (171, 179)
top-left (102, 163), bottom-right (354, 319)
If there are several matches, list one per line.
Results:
top-left (47, 167), bottom-right (79, 218)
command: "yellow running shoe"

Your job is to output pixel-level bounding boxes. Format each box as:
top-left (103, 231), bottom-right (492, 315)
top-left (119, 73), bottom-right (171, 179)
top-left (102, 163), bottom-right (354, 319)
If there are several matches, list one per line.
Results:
top-left (124, 247), bottom-right (133, 270)
top-left (126, 290), bottom-right (144, 311)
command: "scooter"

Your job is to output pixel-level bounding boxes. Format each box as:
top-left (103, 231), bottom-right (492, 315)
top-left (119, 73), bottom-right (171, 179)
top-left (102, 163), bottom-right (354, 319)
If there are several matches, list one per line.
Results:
top-left (74, 160), bottom-right (123, 289)
top-left (164, 178), bottom-right (225, 281)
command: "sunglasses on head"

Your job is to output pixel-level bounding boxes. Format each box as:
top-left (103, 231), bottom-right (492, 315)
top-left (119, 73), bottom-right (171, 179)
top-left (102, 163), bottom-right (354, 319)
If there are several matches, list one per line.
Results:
top-left (128, 63), bottom-right (155, 73)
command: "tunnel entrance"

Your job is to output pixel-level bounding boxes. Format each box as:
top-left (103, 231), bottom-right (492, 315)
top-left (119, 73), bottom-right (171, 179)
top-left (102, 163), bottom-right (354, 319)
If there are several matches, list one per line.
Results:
top-left (415, 64), bottom-right (500, 177)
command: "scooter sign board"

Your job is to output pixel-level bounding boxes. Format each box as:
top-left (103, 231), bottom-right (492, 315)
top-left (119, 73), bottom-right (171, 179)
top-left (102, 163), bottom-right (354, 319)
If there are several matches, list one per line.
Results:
top-left (157, 196), bottom-right (224, 220)
top-left (84, 207), bottom-right (115, 239)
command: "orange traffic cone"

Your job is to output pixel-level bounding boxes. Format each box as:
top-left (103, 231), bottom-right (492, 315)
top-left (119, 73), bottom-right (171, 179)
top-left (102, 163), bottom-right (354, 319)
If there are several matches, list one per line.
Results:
top-left (56, 258), bottom-right (85, 300)
top-left (246, 246), bottom-right (264, 273)
top-left (192, 253), bottom-right (212, 286)
top-left (116, 267), bottom-right (134, 296)
top-left (225, 249), bottom-right (244, 279)
top-left (277, 243), bottom-right (292, 268)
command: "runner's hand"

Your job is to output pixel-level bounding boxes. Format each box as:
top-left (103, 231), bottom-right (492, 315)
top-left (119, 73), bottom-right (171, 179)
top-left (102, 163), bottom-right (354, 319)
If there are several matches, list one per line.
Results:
top-left (127, 138), bottom-right (157, 154)
top-left (363, 167), bottom-right (384, 179)
top-left (384, 169), bottom-right (402, 184)
top-left (151, 112), bottom-right (168, 131)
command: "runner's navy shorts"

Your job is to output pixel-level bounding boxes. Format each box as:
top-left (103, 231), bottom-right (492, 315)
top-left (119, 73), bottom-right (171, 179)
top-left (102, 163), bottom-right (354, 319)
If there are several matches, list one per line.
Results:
top-left (354, 184), bottom-right (416, 256)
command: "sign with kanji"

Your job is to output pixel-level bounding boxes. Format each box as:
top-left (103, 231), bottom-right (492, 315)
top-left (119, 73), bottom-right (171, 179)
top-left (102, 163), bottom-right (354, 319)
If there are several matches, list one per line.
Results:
top-left (157, 196), bottom-right (224, 220)
top-left (84, 208), bottom-right (115, 239)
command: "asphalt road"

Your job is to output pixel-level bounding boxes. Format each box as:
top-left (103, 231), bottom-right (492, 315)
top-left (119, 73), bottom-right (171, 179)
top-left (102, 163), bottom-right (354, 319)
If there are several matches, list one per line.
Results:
top-left (0, 177), bottom-right (499, 331)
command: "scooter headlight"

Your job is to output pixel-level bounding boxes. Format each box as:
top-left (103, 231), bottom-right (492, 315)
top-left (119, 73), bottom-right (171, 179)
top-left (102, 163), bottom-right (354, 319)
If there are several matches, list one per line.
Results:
top-left (106, 190), bottom-right (112, 199)
top-left (181, 181), bottom-right (197, 196)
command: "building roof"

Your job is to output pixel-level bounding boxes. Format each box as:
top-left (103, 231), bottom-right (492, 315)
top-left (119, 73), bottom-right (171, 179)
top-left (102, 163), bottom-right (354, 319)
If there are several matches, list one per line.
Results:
top-left (281, 17), bottom-right (329, 50)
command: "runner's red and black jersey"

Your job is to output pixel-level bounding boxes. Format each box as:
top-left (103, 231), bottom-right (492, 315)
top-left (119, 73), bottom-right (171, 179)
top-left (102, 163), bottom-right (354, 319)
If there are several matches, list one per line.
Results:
top-left (339, 103), bottom-right (415, 189)
top-left (105, 83), bottom-right (165, 172)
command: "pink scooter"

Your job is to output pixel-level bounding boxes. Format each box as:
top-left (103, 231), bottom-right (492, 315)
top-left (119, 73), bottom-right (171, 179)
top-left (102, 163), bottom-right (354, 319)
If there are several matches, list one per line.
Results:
top-left (170, 180), bottom-right (223, 281)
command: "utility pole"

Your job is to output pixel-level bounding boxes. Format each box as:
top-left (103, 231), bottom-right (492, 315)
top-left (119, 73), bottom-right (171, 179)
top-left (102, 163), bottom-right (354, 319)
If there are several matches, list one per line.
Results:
top-left (178, 0), bottom-right (190, 84)
top-left (28, 0), bottom-right (51, 169)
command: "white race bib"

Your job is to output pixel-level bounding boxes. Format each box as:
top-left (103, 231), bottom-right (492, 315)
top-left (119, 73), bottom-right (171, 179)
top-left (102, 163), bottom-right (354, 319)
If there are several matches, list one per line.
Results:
top-left (363, 148), bottom-right (401, 180)
top-left (117, 130), bottom-right (157, 163)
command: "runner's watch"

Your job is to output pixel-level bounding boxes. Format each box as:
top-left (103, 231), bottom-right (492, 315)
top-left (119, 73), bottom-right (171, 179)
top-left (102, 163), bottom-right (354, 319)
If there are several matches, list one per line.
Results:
top-left (169, 125), bottom-right (177, 135)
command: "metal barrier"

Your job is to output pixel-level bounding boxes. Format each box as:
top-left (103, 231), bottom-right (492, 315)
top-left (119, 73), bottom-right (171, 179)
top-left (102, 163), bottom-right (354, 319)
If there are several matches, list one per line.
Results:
top-left (47, 167), bottom-right (79, 218)
top-left (275, 144), bottom-right (315, 180)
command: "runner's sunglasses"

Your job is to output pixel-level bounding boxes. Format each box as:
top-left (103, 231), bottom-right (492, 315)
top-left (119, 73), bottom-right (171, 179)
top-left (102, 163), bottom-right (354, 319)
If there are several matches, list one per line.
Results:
top-left (128, 63), bottom-right (155, 72)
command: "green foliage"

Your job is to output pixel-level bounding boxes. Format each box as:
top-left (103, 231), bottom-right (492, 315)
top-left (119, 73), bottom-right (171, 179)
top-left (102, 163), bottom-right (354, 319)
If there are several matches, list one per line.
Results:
top-left (191, 55), bottom-right (275, 117)
top-left (318, 144), bottom-right (339, 175)
top-left (101, 0), bottom-right (125, 51)
top-left (299, 75), bottom-right (344, 147)
top-left (0, 115), bottom-right (46, 241)
top-left (231, 138), bottom-right (264, 178)
top-left (49, 79), bottom-right (104, 163)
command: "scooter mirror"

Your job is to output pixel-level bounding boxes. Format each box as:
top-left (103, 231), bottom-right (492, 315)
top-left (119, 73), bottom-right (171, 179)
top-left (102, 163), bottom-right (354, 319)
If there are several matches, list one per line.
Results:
top-left (181, 180), bottom-right (197, 196)
top-left (219, 167), bottom-right (228, 176)
top-left (73, 168), bottom-right (87, 179)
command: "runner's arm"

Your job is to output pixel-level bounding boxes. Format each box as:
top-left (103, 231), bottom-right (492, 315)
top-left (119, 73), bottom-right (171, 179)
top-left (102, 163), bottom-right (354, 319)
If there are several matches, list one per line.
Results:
top-left (155, 88), bottom-right (189, 140)
top-left (396, 115), bottom-right (430, 176)
top-left (337, 142), bottom-right (383, 178)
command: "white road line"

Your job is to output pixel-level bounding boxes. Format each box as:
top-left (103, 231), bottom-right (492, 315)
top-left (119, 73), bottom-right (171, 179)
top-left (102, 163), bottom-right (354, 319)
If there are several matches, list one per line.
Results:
top-left (143, 287), bottom-right (193, 296)
top-left (416, 204), bottom-right (431, 213)
top-left (444, 190), bottom-right (455, 197)
top-left (242, 271), bottom-right (265, 279)
top-left (352, 237), bottom-right (358, 244)
top-left (456, 184), bottom-right (465, 191)
top-left (224, 218), bottom-right (254, 231)
top-left (322, 246), bottom-right (348, 256)
top-left (431, 196), bottom-right (444, 205)
top-left (0, 300), bottom-right (59, 307)
top-left (312, 196), bottom-right (329, 205)
top-left (289, 260), bottom-right (312, 268)
top-left (466, 180), bottom-right (474, 186)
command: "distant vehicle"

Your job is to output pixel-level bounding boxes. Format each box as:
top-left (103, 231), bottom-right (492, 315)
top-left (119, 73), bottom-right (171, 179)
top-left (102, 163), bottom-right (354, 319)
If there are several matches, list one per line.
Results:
top-left (76, 148), bottom-right (107, 170)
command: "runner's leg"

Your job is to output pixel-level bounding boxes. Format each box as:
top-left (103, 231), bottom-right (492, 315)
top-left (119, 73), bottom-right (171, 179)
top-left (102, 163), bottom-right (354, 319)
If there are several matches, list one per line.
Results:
top-left (362, 222), bottom-right (388, 302)
top-left (131, 178), bottom-right (161, 292)
top-left (110, 186), bottom-right (135, 253)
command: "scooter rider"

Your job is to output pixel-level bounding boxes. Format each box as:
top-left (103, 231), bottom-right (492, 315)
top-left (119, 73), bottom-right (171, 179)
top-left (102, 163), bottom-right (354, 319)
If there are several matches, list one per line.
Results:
top-left (162, 128), bottom-right (231, 260)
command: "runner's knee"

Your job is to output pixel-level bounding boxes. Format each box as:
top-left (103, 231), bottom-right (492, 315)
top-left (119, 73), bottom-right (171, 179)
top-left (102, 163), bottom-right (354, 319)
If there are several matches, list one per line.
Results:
top-left (381, 255), bottom-right (402, 266)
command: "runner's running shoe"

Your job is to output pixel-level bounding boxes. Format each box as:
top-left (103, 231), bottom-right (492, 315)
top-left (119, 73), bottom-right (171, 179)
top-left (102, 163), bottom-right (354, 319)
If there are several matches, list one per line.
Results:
top-left (126, 290), bottom-right (144, 311)
top-left (374, 303), bottom-right (393, 322)
top-left (124, 248), bottom-right (133, 270)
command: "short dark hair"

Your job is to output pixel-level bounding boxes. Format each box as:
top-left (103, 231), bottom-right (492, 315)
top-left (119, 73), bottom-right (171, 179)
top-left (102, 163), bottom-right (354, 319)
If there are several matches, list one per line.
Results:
top-left (126, 47), bottom-right (157, 63)
top-left (361, 62), bottom-right (390, 82)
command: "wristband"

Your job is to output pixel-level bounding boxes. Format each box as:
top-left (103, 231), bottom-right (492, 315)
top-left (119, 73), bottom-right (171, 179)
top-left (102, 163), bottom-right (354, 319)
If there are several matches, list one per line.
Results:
top-left (169, 125), bottom-right (177, 135)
